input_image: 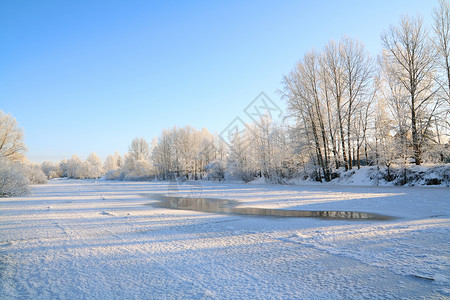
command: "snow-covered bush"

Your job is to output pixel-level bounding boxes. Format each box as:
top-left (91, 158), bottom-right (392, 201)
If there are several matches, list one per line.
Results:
top-left (0, 159), bottom-right (30, 197)
top-left (25, 163), bottom-right (47, 184)
top-left (332, 165), bottom-right (450, 186)
top-left (104, 169), bottom-right (121, 180)
top-left (294, 161), bottom-right (327, 182)
top-left (205, 161), bottom-right (225, 181)
top-left (225, 161), bottom-right (257, 182)
top-left (398, 164), bottom-right (450, 186)
top-left (423, 144), bottom-right (450, 164)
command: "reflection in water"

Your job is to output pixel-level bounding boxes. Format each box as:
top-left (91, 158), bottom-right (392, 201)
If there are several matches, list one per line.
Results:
top-left (142, 194), bottom-right (395, 221)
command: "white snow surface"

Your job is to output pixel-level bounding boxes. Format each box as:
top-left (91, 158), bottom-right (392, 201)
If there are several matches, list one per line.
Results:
top-left (0, 179), bottom-right (449, 299)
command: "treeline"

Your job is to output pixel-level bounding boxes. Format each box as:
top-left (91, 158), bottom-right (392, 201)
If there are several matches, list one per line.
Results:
top-left (40, 122), bottom-right (297, 183)
top-left (40, 112), bottom-right (448, 185)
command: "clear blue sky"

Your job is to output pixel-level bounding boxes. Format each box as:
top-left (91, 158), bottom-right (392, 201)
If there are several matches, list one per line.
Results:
top-left (0, 0), bottom-right (436, 163)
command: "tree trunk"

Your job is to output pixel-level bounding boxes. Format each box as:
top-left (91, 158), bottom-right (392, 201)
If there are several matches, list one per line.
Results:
top-left (326, 97), bottom-right (339, 169)
top-left (410, 94), bottom-right (421, 165)
top-left (338, 104), bottom-right (348, 171)
top-left (357, 145), bottom-right (361, 169)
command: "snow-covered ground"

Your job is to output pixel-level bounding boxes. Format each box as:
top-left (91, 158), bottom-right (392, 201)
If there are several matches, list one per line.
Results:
top-left (0, 180), bottom-right (449, 299)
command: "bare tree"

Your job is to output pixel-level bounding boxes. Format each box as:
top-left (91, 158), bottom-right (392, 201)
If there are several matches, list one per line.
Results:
top-left (340, 36), bottom-right (374, 169)
top-left (129, 137), bottom-right (150, 161)
top-left (0, 111), bottom-right (26, 161)
top-left (226, 126), bottom-right (257, 182)
top-left (381, 15), bottom-right (438, 165)
top-left (378, 63), bottom-right (411, 182)
top-left (87, 152), bottom-right (104, 179)
top-left (432, 0), bottom-right (450, 142)
top-left (433, 0), bottom-right (450, 103)
top-left (323, 40), bottom-right (349, 170)
top-left (282, 50), bottom-right (332, 181)
top-left (152, 129), bottom-right (175, 179)
top-left (319, 53), bottom-right (341, 169)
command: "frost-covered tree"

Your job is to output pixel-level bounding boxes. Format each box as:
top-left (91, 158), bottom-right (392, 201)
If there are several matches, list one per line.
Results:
top-left (103, 151), bottom-right (121, 179)
top-left (381, 15), bottom-right (438, 165)
top-left (119, 138), bottom-right (153, 180)
top-left (0, 111), bottom-right (45, 194)
top-left (65, 155), bottom-right (83, 178)
top-left (226, 126), bottom-right (258, 182)
top-left (252, 116), bottom-right (295, 182)
top-left (129, 137), bottom-right (150, 161)
top-left (378, 63), bottom-right (411, 167)
top-left (61, 154), bottom-right (99, 179)
top-left (283, 48), bottom-right (335, 181)
top-left (340, 36), bottom-right (374, 169)
top-left (103, 152), bottom-right (120, 173)
top-left (151, 126), bottom-right (226, 180)
top-left (59, 159), bottom-right (69, 178)
top-left (86, 152), bottom-right (103, 179)
top-left (119, 153), bottom-right (153, 180)
top-left (282, 36), bottom-right (376, 179)
top-left (152, 129), bottom-right (175, 179)
top-left (433, 0), bottom-right (450, 105)
top-left (432, 0), bottom-right (450, 158)
top-left (373, 88), bottom-right (398, 179)
top-left (322, 40), bottom-right (349, 171)
top-left (41, 161), bottom-right (61, 179)
top-left (0, 110), bottom-right (26, 161)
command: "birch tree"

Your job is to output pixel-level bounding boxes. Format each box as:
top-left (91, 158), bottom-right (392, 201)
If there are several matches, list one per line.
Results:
top-left (433, 0), bottom-right (450, 105)
top-left (87, 152), bottom-right (103, 179)
top-left (129, 137), bottom-right (150, 161)
top-left (323, 40), bottom-right (349, 170)
top-left (282, 50), bottom-right (332, 181)
top-left (340, 36), bottom-right (374, 169)
top-left (432, 0), bottom-right (450, 147)
top-left (381, 15), bottom-right (438, 165)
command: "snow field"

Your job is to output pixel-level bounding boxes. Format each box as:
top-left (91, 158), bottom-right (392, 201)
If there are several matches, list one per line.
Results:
top-left (0, 180), bottom-right (449, 299)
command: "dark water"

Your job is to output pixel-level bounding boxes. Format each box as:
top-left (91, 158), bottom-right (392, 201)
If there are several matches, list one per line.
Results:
top-left (141, 194), bottom-right (395, 221)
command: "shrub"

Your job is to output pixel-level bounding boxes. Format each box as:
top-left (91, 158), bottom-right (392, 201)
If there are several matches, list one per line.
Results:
top-left (205, 161), bottom-right (225, 181)
top-left (0, 159), bottom-right (30, 197)
top-left (25, 163), bottom-right (47, 184)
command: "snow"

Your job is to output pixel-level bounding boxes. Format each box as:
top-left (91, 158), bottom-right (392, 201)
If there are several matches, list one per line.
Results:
top-left (1, 180), bottom-right (449, 299)
top-left (289, 165), bottom-right (450, 187)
